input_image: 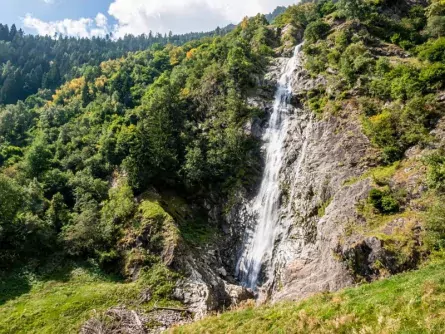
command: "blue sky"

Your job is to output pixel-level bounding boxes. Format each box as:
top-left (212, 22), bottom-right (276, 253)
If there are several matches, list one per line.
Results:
top-left (1, 0), bottom-right (111, 28)
top-left (0, 0), bottom-right (297, 37)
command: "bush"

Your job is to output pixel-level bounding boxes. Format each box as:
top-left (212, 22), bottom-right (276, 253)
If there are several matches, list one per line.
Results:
top-left (417, 37), bottom-right (445, 62)
top-left (426, 16), bottom-right (445, 38)
top-left (419, 62), bottom-right (445, 90)
top-left (369, 188), bottom-right (400, 214)
top-left (340, 42), bottom-right (374, 84)
top-left (337, 0), bottom-right (368, 20)
top-left (304, 20), bottom-right (331, 43)
top-left (426, 200), bottom-right (445, 250)
top-left (304, 42), bottom-right (329, 74)
top-left (425, 151), bottom-right (445, 193)
top-left (363, 96), bottom-right (440, 164)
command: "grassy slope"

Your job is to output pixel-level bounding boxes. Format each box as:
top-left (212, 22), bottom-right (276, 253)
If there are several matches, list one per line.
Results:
top-left (0, 264), bottom-right (141, 334)
top-left (173, 260), bottom-right (445, 334)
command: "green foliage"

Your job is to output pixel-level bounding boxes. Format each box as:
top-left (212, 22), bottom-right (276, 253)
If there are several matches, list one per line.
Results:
top-left (363, 97), bottom-right (440, 163)
top-left (304, 20), bottom-right (331, 44)
top-left (340, 42), bottom-right (374, 84)
top-left (0, 23), bottom-right (233, 105)
top-left (426, 199), bottom-right (445, 250)
top-left (369, 188), bottom-right (400, 214)
top-left (274, 2), bottom-right (319, 28)
top-left (337, 0), bottom-right (368, 20)
top-left (62, 203), bottom-right (102, 256)
top-left (426, 15), bottom-right (445, 38)
top-left (417, 37), bottom-right (445, 62)
top-left (101, 179), bottom-right (136, 240)
top-left (0, 174), bottom-right (23, 227)
top-left (24, 135), bottom-right (53, 178)
top-left (0, 13), bottom-right (272, 271)
top-left (425, 151), bottom-right (445, 193)
top-left (317, 0), bottom-right (336, 17)
top-left (137, 263), bottom-right (180, 300)
top-left (317, 197), bottom-right (332, 218)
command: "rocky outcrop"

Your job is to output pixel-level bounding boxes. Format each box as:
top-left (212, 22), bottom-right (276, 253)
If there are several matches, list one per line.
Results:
top-left (172, 243), bottom-right (253, 319)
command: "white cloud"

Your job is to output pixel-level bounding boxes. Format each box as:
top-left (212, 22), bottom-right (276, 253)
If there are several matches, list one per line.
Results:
top-left (108, 0), bottom-right (297, 37)
top-left (23, 0), bottom-right (297, 38)
top-left (42, 0), bottom-right (55, 4)
top-left (23, 13), bottom-right (108, 38)
top-left (95, 13), bottom-right (108, 28)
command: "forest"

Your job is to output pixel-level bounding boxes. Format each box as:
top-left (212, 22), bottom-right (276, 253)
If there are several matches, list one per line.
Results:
top-left (0, 22), bottom-right (235, 105)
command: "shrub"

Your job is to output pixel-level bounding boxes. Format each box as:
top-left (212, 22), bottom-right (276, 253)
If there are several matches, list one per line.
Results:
top-left (417, 37), bottom-right (445, 62)
top-left (363, 96), bottom-right (440, 164)
top-left (369, 188), bottom-right (400, 214)
top-left (426, 16), bottom-right (445, 38)
top-left (425, 151), bottom-right (445, 193)
top-left (337, 0), bottom-right (368, 20)
top-left (340, 42), bottom-right (374, 84)
top-left (358, 97), bottom-right (380, 117)
top-left (419, 62), bottom-right (445, 90)
top-left (304, 42), bottom-right (329, 74)
top-left (304, 20), bottom-right (331, 43)
top-left (426, 200), bottom-right (445, 250)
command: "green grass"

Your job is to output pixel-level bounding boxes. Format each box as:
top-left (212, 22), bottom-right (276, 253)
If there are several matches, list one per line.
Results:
top-left (344, 162), bottom-right (400, 187)
top-left (0, 263), bottom-right (138, 334)
top-left (172, 260), bottom-right (445, 333)
top-left (0, 260), bottom-right (179, 334)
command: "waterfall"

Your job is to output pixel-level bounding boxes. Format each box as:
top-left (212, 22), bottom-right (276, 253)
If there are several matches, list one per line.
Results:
top-left (236, 43), bottom-right (304, 290)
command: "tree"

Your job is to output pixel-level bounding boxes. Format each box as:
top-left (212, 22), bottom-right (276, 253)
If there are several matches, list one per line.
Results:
top-left (0, 175), bottom-right (23, 228)
top-left (304, 20), bottom-right (330, 43)
top-left (338, 0), bottom-right (367, 20)
top-left (24, 136), bottom-right (53, 178)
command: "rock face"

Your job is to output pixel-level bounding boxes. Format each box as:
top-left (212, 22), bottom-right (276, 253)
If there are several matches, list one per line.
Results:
top-left (225, 51), bottom-right (377, 302)
top-left (270, 97), bottom-right (375, 301)
top-left (172, 243), bottom-right (253, 319)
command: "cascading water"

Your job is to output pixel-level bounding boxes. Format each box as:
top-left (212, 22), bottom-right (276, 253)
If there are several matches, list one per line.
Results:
top-left (236, 43), bottom-right (304, 290)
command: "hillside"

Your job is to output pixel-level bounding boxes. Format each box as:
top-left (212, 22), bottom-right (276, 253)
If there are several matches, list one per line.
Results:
top-left (173, 260), bottom-right (445, 333)
top-left (0, 23), bottom-right (233, 105)
top-left (1, 0), bottom-right (445, 332)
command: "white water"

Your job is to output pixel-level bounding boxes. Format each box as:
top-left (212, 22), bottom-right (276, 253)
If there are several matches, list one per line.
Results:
top-left (237, 44), bottom-right (304, 290)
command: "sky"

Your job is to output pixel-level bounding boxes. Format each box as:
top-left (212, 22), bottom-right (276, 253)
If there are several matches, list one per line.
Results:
top-left (0, 0), bottom-right (297, 38)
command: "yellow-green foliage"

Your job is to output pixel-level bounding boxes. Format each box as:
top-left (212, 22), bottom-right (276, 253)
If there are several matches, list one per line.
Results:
top-left (139, 195), bottom-right (180, 243)
top-left (344, 162), bottom-right (400, 187)
top-left (317, 197), bottom-right (333, 217)
top-left (173, 260), bottom-right (445, 333)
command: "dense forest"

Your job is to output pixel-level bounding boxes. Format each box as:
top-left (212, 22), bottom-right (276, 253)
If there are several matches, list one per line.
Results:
top-left (1, 0), bottom-right (445, 332)
top-left (0, 23), bottom-right (235, 105)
